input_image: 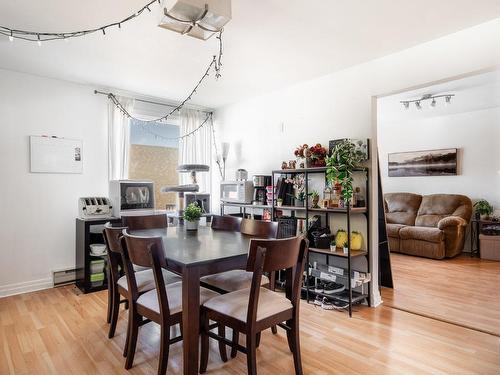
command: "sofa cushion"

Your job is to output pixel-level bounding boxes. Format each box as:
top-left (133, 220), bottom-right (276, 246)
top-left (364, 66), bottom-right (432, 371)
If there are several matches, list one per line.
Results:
top-left (416, 194), bottom-right (472, 228)
top-left (399, 226), bottom-right (444, 243)
top-left (384, 193), bottom-right (422, 226)
top-left (386, 223), bottom-right (406, 238)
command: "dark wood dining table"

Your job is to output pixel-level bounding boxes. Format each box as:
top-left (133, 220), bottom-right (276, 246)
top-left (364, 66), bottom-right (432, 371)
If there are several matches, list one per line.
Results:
top-left (130, 225), bottom-right (251, 375)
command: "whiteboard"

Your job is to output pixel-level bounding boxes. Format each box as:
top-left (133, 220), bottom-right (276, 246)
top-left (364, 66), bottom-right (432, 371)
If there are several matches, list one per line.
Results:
top-left (30, 136), bottom-right (83, 174)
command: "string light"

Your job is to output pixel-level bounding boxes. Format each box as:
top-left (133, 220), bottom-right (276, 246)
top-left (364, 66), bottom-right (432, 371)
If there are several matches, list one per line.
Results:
top-left (0, 0), bottom-right (158, 43)
top-left (103, 29), bottom-right (223, 125)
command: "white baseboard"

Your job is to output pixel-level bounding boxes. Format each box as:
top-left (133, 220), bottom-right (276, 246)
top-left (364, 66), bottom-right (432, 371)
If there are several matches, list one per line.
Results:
top-left (371, 290), bottom-right (383, 307)
top-left (0, 278), bottom-right (53, 298)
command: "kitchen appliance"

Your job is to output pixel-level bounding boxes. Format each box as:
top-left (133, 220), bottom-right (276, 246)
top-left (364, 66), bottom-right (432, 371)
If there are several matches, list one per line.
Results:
top-left (252, 175), bottom-right (272, 205)
top-left (236, 168), bottom-right (248, 181)
top-left (109, 180), bottom-right (155, 217)
top-left (220, 180), bottom-right (254, 204)
top-left (78, 197), bottom-right (113, 219)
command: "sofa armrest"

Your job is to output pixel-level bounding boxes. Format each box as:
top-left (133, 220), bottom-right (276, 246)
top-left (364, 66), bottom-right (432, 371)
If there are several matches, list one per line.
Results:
top-left (437, 216), bottom-right (467, 230)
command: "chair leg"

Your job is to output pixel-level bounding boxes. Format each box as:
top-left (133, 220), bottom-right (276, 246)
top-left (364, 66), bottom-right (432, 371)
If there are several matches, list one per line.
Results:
top-left (231, 329), bottom-right (239, 358)
top-left (246, 333), bottom-right (258, 375)
top-left (122, 301), bottom-right (132, 357)
top-left (125, 305), bottom-right (139, 369)
top-left (200, 312), bottom-right (210, 374)
top-left (256, 332), bottom-right (261, 347)
top-left (157, 323), bottom-right (170, 375)
top-left (106, 271), bottom-right (113, 324)
top-left (217, 325), bottom-right (228, 362)
top-left (289, 318), bottom-right (303, 375)
top-left (271, 325), bottom-right (278, 334)
top-left (108, 289), bottom-right (120, 338)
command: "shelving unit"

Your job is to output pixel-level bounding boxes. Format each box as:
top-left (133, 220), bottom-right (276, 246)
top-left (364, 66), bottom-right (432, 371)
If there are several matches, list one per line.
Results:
top-left (271, 166), bottom-right (370, 317)
top-left (76, 217), bottom-right (121, 294)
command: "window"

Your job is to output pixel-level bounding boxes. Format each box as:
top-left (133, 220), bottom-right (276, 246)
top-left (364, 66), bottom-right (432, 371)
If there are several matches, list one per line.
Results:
top-left (128, 119), bottom-right (179, 209)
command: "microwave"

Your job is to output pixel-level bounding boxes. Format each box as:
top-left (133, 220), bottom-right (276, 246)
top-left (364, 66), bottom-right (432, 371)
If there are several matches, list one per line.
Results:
top-left (220, 180), bottom-right (254, 204)
top-left (109, 180), bottom-right (155, 217)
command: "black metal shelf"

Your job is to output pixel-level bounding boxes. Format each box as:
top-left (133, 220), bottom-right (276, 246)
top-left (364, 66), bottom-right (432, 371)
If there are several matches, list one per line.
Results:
top-left (301, 287), bottom-right (368, 304)
top-left (272, 164), bottom-right (371, 317)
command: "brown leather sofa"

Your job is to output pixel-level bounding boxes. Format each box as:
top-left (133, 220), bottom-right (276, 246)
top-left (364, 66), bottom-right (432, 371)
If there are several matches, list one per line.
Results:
top-left (384, 193), bottom-right (472, 259)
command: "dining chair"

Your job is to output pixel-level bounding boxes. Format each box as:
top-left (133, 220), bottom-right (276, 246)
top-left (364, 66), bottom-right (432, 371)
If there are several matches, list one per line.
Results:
top-left (200, 236), bottom-right (308, 375)
top-left (103, 224), bottom-right (181, 351)
top-left (122, 213), bottom-right (168, 230)
top-left (200, 217), bottom-right (279, 358)
top-left (120, 230), bottom-right (220, 375)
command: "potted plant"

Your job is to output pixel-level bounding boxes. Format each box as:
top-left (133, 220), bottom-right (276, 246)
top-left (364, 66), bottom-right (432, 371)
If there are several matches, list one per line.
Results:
top-left (277, 198), bottom-right (283, 207)
top-left (309, 190), bottom-right (320, 208)
top-left (474, 199), bottom-right (493, 220)
top-left (294, 191), bottom-right (306, 207)
top-left (184, 202), bottom-right (202, 231)
top-left (326, 139), bottom-right (363, 205)
top-left (330, 239), bottom-right (336, 252)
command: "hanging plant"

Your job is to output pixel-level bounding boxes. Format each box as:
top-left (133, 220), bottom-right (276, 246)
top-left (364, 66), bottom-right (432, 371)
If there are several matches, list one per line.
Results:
top-left (326, 139), bottom-right (363, 202)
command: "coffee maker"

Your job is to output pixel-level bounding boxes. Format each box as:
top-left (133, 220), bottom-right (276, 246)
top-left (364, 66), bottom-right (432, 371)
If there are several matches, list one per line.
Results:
top-left (252, 175), bottom-right (272, 205)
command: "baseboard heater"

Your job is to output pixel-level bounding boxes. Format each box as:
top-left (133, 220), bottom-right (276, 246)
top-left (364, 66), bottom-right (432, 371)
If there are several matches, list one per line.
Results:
top-left (52, 268), bottom-right (77, 287)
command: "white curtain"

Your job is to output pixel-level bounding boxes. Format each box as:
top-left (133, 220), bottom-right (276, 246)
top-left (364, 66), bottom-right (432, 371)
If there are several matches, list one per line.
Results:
top-left (179, 108), bottom-right (212, 193)
top-left (108, 96), bottom-right (134, 180)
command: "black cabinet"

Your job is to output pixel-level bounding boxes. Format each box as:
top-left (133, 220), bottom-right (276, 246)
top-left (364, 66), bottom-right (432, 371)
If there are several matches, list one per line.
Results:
top-left (76, 217), bottom-right (120, 294)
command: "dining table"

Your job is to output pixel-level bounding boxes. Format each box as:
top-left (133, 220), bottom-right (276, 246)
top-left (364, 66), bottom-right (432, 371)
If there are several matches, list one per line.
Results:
top-left (130, 225), bottom-right (252, 375)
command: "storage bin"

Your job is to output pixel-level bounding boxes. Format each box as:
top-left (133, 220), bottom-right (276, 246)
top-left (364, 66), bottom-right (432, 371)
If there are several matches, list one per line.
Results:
top-left (90, 259), bottom-right (105, 274)
top-left (90, 272), bottom-right (105, 287)
top-left (480, 234), bottom-right (500, 261)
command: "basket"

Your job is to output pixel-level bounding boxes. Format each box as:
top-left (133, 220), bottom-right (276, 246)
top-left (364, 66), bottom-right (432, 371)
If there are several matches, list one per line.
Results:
top-left (277, 217), bottom-right (298, 239)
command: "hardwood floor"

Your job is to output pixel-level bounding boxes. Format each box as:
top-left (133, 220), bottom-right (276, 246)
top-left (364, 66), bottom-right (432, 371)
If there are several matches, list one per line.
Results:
top-left (1, 285), bottom-right (500, 374)
top-left (382, 253), bottom-right (500, 336)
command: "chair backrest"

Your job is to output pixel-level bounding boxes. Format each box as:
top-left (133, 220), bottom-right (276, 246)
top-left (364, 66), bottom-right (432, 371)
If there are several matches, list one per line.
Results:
top-left (240, 218), bottom-right (278, 238)
top-left (211, 215), bottom-right (242, 231)
top-left (245, 237), bottom-right (308, 325)
top-left (120, 230), bottom-right (170, 315)
top-left (103, 222), bottom-right (127, 285)
top-left (122, 214), bottom-right (168, 231)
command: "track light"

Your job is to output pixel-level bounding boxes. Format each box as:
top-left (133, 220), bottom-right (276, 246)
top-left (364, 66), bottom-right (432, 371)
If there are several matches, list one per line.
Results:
top-left (400, 93), bottom-right (455, 110)
top-left (37, 34), bottom-right (41, 46)
top-left (9, 30), bottom-right (13, 42)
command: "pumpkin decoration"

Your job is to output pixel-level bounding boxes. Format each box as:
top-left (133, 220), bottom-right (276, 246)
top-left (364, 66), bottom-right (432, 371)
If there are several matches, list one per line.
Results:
top-left (335, 229), bottom-right (348, 248)
top-left (350, 231), bottom-right (363, 251)
top-left (335, 229), bottom-right (364, 250)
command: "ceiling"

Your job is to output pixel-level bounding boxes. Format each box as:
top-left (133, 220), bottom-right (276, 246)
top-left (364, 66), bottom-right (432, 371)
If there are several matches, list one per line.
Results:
top-left (2, 0), bottom-right (500, 108)
top-left (377, 70), bottom-right (500, 123)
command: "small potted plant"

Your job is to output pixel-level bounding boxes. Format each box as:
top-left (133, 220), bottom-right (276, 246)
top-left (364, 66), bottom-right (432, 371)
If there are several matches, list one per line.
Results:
top-left (342, 241), bottom-right (349, 254)
top-left (295, 191), bottom-right (306, 207)
top-left (330, 239), bottom-right (336, 252)
top-left (474, 199), bottom-right (493, 220)
top-left (184, 202), bottom-right (202, 231)
top-left (277, 198), bottom-right (283, 207)
top-left (309, 190), bottom-right (320, 208)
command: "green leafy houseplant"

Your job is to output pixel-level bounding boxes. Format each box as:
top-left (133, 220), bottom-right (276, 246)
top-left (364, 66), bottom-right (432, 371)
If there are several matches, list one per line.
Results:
top-left (326, 139), bottom-right (363, 203)
top-left (473, 199), bottom-right (493, 219)
top-left (184, 202), bottom-right (202, 231)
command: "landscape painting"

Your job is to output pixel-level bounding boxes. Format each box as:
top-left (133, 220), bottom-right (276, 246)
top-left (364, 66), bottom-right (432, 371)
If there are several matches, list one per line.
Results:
top-left (388, 148), bottom-right (458, 177)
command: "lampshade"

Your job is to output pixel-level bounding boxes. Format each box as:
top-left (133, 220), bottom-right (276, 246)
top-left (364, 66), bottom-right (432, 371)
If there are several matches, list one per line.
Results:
top-left (159, 0), bottom-right (232, 40)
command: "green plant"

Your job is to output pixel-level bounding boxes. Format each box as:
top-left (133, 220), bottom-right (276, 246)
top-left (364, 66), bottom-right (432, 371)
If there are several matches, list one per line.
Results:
top-left (474, 199), bottom-right (493, 216)
top-left (309, 190), bottom-right (320, 199)
top-left (184, 202), bottom-right (202, 222)
top-left (326, 139), bottom-right (363, 202)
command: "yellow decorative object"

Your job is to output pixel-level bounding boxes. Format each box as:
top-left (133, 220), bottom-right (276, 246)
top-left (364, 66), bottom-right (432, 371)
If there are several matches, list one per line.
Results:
top-left (335, 230), bottom-right (348, 248)
top-left (350, 231), bottom-right (363, 251)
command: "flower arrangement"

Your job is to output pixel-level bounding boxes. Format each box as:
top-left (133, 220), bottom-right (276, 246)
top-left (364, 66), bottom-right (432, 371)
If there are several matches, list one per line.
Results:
top-left (307, 143), bottom-right (328, 167)
top-left (294, 144), bottom-right (308, 158)
top-left (285, 174), bottom-right (307, 205)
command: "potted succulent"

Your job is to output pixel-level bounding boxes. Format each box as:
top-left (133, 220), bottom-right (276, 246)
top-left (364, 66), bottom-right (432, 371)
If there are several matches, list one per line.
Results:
top-left (474, 199), bottom-right (493, 220)
top-left (330, 239), bottom-right (336, 252)
top-left (184, 202), bottom-right (202, 231)
top-left (309, 190), bottom-right (320, 208)
top-left (326, 139), bottom-right (363, 205)
top-left (277, 198), bottom-right (283, 207)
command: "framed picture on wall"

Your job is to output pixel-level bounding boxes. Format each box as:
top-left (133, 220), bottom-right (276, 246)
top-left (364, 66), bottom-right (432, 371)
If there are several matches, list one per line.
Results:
top-left (388, 148), bottom-right (458, 177)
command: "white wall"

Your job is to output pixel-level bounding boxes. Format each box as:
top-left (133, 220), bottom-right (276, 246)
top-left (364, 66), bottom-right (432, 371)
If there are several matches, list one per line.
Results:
top-left (378, 107), bottom-right (500, 207)
top-left (0, 69), bottom-right (108, 296)
top-left (214, 19), bottom-right (500, 306)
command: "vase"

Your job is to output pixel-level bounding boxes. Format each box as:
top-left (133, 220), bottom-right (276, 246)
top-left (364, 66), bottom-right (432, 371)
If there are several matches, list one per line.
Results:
top-left (295, 199), bottom-right (305, 207)
top-left (185, 220), bottom-right (199, 231)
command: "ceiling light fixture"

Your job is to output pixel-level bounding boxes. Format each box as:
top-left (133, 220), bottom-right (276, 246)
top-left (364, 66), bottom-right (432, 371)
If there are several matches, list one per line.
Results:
top-left (400, 93), bottom-right (455, 110)
top-left (159, 0), bottom-right (232, 40)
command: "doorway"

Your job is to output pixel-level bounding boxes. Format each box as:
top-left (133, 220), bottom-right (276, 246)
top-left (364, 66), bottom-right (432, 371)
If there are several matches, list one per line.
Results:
top-left (376, 70), bottom-right (500, 336)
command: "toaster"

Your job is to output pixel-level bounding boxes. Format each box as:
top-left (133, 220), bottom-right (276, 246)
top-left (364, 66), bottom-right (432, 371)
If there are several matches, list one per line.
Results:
top-left (79, 197), bottom-right (113, 219)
